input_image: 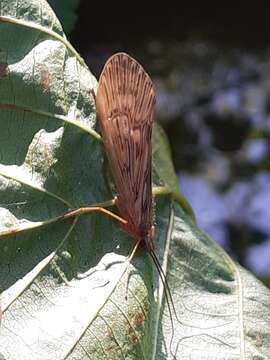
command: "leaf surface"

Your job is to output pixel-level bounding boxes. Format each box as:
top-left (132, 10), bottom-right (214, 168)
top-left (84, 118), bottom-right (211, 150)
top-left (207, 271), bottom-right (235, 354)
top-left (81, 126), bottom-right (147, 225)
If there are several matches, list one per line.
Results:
top-left (0, 2), bottom-right (270, 360)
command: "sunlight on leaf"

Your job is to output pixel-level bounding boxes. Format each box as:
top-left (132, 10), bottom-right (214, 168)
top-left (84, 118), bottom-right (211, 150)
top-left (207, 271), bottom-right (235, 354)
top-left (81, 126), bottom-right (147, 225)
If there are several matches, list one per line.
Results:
top-left (0, 1), bottom-right (270, 359)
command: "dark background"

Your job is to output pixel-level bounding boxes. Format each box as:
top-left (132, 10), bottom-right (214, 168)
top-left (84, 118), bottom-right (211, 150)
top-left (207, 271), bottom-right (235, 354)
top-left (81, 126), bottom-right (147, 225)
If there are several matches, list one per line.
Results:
top-left (49, 0), bottom-right (270, 285)
top-left (71, 4), bottom-right (270, 49)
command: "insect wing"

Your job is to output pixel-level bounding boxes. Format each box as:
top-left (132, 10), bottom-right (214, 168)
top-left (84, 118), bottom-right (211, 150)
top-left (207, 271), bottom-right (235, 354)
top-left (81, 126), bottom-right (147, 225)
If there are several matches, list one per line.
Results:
top-left (96, 53), bottom-right (155, 240)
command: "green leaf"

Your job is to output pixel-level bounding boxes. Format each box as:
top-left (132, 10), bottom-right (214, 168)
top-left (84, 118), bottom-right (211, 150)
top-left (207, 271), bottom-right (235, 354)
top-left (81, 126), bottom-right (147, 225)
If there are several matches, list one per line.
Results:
top-left (153, 123), bottom-right (179, 194)
top-left (0, 1), bottom-right (270, 359)
top-left (157, 207), bottom-right (270, 359)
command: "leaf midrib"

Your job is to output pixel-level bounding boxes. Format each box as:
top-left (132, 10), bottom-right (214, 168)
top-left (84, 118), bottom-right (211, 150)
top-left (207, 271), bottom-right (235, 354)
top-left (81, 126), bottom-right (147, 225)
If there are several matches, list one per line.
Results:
top-left (0, 15), bottom-right (85, 66)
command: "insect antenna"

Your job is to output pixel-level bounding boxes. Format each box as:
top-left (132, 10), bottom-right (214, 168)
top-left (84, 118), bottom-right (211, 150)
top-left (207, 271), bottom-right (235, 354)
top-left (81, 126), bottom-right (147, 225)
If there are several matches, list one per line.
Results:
top-left (149, 249), bottom-right (179, 359)
top-left (150, 250), bottom-right (180, 321)
top-left (126, 241), bottom-right (180, 358)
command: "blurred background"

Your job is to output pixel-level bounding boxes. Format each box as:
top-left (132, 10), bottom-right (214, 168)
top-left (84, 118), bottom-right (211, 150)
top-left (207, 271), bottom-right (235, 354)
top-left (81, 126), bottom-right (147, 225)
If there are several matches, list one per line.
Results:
top-left (48, 1), bottom-right (270, 286)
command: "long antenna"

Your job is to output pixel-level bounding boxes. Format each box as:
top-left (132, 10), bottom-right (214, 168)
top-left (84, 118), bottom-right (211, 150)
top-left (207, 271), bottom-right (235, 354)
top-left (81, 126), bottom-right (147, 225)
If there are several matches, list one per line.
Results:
top-left (150, 250), bottom-right (180, 321)
top-left (150, 250), bottom-right (177, 359)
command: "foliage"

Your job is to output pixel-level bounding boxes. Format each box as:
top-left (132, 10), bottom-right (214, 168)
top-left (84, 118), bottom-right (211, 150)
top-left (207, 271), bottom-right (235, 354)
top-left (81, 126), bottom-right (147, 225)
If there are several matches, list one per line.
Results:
top-left (0, 1), bottom-right (270, 359)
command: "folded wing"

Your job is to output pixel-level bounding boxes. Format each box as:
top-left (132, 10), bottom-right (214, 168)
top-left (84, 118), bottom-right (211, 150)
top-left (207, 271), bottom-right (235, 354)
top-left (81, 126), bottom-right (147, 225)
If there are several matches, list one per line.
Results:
top-left (96, 52), bottom-right (155, 241)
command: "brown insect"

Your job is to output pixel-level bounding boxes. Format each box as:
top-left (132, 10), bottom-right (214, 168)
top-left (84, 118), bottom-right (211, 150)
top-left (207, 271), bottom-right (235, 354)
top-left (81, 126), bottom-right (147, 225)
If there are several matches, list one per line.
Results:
top-left (96, 52), bottom-right (155, 253)
top-left (96, 52), bottom-right (177, 358)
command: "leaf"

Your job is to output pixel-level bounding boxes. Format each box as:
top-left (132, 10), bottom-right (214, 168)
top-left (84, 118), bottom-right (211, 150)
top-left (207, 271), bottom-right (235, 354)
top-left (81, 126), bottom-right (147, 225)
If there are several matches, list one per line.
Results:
top-left (153, 123), bottom-right (179, 194)
top-left (0, 1), bottom-right (167, 359)
top-left (0, 1), bottom-right (270, 360)
top-left (157, 206), bottom-right (270, 359)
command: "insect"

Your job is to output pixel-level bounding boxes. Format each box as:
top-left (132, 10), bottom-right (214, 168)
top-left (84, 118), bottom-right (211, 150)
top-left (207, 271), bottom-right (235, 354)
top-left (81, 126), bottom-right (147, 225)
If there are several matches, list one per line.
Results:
top-left (96, 52), bottom-right (155, 254)
top-left (96, 53), bottom-right (177, 358)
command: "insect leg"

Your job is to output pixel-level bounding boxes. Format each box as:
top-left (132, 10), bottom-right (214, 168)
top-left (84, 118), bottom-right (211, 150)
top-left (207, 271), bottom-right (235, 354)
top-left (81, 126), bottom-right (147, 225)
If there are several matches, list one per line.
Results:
top-left (61, 206), bottom-right (127, 225)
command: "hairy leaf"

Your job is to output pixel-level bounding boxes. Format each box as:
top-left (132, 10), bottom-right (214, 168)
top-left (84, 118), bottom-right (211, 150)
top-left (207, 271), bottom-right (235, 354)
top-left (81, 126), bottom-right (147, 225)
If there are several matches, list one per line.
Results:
top-left (0, 1), bottom-right (269, 360)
